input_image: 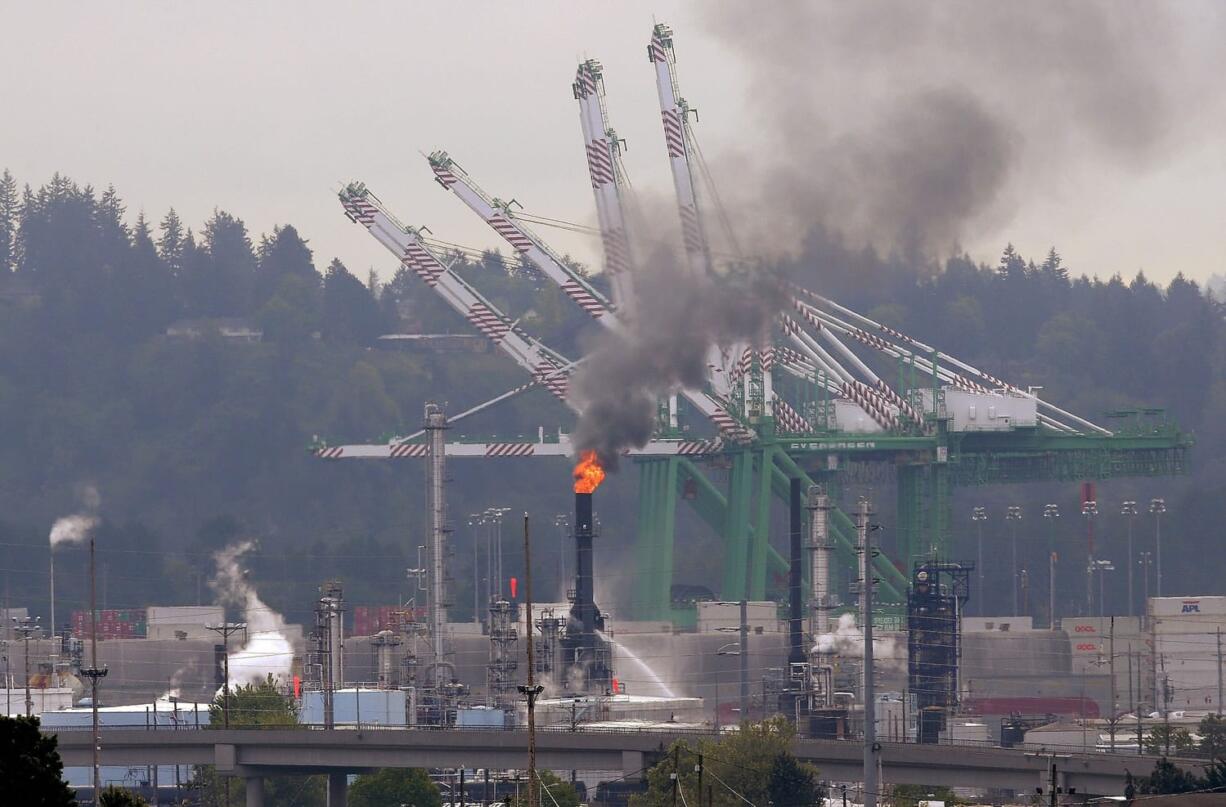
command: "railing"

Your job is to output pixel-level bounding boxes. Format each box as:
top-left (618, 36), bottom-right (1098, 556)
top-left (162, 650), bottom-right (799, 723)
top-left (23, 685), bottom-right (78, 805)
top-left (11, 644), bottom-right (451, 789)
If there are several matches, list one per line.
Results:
top-left (45, 719), bottom-right (1179, 758)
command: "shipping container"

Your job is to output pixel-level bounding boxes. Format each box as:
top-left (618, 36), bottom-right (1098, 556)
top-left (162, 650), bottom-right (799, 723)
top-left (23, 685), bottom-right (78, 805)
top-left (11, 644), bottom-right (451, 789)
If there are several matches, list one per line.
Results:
top-left (1149, 596), bottom-right (1226, 618)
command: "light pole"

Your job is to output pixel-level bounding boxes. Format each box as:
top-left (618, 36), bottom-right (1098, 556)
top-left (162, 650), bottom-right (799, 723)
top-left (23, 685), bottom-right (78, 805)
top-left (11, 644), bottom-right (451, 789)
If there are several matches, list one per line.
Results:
top-left (1043, 504), bottom-right (1060, 629)
top-left (12, 616), bottom-right (40, 716)
top-left (1149, 499), bottom-right (1166, 598)
top-left (1081, 500), bottom-right (1098, 616)
top-left (1092, 560), bottom-right (1115, 617)
top-left (1121, 501), bottom-right (1138, 617)
top-left (205, 622), bottom-right (248, 729)
top-left (554, 513), bottom-right (569, 593)
top-left (470, 516), bottom-right (480, 624)
top-left (487, 507), bottom-right (512, 598)
top-left (1139, 552), bottom-right (1153, 609)
top-left (1006, 506), bottom-right (1022, 616)
top-left (972, 507), bottom-right (987, 615)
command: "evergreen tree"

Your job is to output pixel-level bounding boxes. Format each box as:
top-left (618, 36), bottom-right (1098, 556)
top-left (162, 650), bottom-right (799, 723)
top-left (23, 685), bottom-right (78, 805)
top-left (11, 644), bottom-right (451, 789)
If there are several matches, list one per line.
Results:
top-left (0, 169), bottom-right (18, 273)
top-left (193, 209), bottom-right (257, 316)
top-left (158, 208), bottom-right (185, 274)
top-left (1040, 246), bottom-right (1069, 281)
top-left (323, 257), bottom-right (382, 344)
top-left (997, 242), bottom-right (1026, 279)
top-left (254, 223), bottom-right (317, 307)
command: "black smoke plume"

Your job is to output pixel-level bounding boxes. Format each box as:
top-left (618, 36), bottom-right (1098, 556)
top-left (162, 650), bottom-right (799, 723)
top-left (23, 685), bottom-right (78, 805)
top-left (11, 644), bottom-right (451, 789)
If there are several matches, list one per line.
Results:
top-left (699, 0), bottom-right (1226, 258)
top-left (570, 251), bottom-right (785, 468)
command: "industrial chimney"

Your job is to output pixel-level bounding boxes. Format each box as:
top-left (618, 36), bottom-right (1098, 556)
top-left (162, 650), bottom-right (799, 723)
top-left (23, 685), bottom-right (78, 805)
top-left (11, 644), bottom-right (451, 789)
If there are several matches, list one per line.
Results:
top-left (562, 451), bottom-right (613, 693)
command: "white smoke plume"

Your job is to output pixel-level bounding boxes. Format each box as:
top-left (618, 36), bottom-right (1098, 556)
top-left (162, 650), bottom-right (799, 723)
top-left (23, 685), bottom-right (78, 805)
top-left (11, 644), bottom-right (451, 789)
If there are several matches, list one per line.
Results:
top-left (210, 541), bottom-right (294, 688)
top-left (813, 613), bottom-right (904, 669)
top-left (49, 515), bottom-right (98, 548)
top-left (49, 485), bottom-right (101, 548)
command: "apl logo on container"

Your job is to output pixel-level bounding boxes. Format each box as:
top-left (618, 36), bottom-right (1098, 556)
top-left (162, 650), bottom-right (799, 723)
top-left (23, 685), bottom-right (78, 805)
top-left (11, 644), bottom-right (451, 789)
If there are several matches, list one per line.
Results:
top-left (1182, 600), bottom-right (1201, 613)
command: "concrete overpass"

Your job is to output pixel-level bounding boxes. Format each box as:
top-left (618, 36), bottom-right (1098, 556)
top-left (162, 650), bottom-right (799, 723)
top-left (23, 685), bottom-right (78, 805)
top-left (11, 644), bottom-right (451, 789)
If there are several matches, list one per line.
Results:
top-left (51, 727), bottom-right (1163, 805)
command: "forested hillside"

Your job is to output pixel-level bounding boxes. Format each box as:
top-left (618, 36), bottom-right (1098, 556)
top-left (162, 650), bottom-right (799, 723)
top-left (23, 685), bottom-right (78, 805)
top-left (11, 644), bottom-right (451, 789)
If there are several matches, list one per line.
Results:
top-left (1, 170), bottom-right (1222, 625)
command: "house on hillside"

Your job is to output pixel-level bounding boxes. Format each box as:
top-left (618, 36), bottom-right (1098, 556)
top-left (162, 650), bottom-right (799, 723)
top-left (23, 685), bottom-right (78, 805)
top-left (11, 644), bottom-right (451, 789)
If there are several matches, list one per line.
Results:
top-left (165, 317), bottom-right (262, 342)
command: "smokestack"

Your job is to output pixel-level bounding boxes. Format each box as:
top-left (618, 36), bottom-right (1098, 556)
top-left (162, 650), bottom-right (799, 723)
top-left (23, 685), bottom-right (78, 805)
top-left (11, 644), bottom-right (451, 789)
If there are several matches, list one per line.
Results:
top-left (573, 491), bottom-right (597, 636)
top-left (564, 451), bottom-right (611, 693)
top-left (789, 477), bottom-right (805, 667)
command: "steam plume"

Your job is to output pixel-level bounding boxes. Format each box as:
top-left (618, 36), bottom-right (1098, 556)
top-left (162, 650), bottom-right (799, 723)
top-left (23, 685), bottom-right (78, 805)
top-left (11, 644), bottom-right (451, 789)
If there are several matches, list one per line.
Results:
top-left (699, 1), bottom-right (1226, 258)
top-left (813, 613), bottom-right (903, 669)
top-left (50, 485), bottom-right (101, 548)
top-left (50, 515), bottom-right (98, 548)
top-left (570, 252), bottom-right (784, 467)
top-left (210, 541), bottom-right (293, 687)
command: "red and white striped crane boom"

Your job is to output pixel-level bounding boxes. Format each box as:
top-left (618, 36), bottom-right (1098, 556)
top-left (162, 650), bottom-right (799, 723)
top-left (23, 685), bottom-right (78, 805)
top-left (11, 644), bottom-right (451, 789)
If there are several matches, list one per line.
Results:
top-left (427, 151), bottom-right (613, 324)
top-left (426, 151), bottom-right (754, 443)
top-left (573, 59), bottom-right (638, 318)
top-left (340, 182), bottom-right (572, 403)
top-left (648, 23), bottom-right (712, 279)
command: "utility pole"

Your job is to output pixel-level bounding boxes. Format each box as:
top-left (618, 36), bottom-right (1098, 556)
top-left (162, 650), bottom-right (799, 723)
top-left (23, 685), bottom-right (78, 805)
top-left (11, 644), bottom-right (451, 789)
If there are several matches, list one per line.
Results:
top-left (1217, 628), bottom-right (1223, 717)
top-left (1109, 617), bottom-right (1116, 753)
top-left (12, 616), bottom-right (39, 716)
top-left (1129, 650), bottom-right (1140, 753)
top-left (1049, 551), bottom-right (1058, 632)
top-left (856, 498), bottom-right (878, 807)
top-left (517, 513), bottom-right (543, 807)
top-left (739, 598), bottom-right (749, 721)
top-left (695, 753), bottom-right (703, 807)
top-left (671, 745), bottom-right (680, 807)
top-left (1006, 506), bottom-right (1022, 616)
top-left (1122, 501), bottom-right (1138, 617)
top-left (79, 534), bottom-right (109, 800)
top-left (1140, 552), bottom-right (1152, 609)
top-left (205, 622), bottom-right (247, 729)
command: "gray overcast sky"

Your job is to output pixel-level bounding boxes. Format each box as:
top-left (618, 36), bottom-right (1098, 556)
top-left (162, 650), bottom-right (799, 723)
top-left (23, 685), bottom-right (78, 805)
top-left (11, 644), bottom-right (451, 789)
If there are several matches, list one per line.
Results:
top-left (2, 1), bottom-right (1222, 285)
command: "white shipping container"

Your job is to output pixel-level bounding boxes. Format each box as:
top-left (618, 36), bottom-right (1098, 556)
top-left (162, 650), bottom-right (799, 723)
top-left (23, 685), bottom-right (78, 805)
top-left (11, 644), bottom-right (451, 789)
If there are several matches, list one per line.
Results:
top-left (1064, 617), bottom-right (1144, 637)
top-left (1149, 597), bottom-right (1226, 618)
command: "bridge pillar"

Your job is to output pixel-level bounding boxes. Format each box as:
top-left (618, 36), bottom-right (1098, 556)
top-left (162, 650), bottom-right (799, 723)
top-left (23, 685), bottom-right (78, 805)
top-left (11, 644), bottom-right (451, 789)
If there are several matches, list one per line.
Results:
top-left (622, 750), bottom-right (644, 781)
top-left (328, 772), bottom-right (348, 806)
top-left (245, 776), bottom-right (265, 807)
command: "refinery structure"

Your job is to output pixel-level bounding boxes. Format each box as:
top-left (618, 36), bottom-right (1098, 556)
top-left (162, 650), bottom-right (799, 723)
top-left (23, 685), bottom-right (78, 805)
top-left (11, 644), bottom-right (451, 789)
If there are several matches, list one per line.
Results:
top-left (2, 20), bottom-right (1212, 807)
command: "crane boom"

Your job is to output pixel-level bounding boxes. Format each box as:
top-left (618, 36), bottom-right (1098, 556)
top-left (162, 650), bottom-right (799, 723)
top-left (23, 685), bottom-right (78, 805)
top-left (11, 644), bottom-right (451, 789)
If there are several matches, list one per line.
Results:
top-left (648, 23), bottom-right (711, 278)
top-left (427, 151), bottom-right (754, 443)
top-left (340, 182), bottom-right (572, 403)
top-left (315, 434), bottom-right (722, 460)
top-left (427, 151), bottom-right (613, 323)
top-left (574, 60), bottom-right (638, 317)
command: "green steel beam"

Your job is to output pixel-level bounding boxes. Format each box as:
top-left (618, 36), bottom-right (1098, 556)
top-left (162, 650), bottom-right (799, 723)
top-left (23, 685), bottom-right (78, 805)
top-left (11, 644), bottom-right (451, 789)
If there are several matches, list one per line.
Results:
top-left (750, 447), bottom-right (776, 601)
top-left (770, 450), bottom-right (907, 600)
top-left (721, 450), bottom-right (755, 600)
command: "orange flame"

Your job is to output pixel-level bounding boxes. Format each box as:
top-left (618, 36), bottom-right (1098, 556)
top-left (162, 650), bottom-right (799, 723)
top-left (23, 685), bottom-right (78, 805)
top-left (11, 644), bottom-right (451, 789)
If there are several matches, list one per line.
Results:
top-left (573, 450), bottom-right (606, 494)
